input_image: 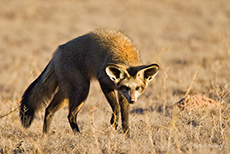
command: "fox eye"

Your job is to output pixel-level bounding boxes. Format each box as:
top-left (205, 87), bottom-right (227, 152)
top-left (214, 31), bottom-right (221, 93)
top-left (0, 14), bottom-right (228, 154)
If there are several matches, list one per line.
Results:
top-left (120, 86), bottom-right (130, 91)
top-left (136, 86), bottom-right (141, 91)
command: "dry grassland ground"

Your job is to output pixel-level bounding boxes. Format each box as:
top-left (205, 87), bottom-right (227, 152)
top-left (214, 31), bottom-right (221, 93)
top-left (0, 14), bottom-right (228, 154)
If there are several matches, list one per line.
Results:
top-left (0, 0), bottom-right (230, 153)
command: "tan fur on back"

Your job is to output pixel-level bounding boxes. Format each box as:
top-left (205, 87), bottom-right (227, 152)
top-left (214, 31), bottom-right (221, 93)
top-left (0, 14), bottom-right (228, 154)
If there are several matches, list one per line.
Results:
top-left (92, 29), bottom-right (140, 66)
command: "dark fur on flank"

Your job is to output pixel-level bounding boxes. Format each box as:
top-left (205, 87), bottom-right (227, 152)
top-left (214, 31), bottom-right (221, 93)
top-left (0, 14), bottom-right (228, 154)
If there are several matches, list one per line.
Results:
top-left (20, 61), bottom-right (58, 128)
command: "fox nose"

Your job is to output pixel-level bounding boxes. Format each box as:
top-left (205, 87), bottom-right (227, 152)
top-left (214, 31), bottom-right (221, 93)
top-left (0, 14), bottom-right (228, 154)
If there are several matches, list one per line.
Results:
top-left (129, 100), bottom-right (135, 104)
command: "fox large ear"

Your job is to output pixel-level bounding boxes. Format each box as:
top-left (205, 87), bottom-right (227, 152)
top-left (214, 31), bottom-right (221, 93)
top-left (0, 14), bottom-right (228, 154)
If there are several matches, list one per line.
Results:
top-left (105, 64), bottom-right (130, 84)
top-left (136, 64), bottom-right (159, 83)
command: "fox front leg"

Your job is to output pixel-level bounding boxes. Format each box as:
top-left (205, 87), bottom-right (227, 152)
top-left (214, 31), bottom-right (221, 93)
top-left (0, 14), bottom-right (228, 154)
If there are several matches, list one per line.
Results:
top-left (99, 81), bottom-right (120, 130)
top-left (118, 93), bottom-right (130, 137)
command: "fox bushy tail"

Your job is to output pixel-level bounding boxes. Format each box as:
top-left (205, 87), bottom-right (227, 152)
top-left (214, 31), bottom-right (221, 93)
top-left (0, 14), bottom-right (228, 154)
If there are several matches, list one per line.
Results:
top-left (20, 60), bottom-right (58, 128)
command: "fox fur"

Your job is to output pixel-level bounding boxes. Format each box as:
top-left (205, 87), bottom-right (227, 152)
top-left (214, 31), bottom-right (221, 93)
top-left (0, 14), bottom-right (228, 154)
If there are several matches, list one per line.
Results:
top-left (20, 29), bottom-right (159, 136)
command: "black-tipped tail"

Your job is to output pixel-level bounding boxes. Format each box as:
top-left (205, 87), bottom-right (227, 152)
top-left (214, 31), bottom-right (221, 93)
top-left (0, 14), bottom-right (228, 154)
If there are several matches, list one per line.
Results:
top-left (20, 75), bottom-right (41, 128)
top-left (20, 61), bottom-right (58, 128)
top-left (20, 102), bottom-right (35, 128)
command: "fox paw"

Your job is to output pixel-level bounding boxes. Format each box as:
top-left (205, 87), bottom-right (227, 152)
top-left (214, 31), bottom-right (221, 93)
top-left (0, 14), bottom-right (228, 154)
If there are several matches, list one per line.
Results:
top-left (110, 114), bottom-right (118, 130)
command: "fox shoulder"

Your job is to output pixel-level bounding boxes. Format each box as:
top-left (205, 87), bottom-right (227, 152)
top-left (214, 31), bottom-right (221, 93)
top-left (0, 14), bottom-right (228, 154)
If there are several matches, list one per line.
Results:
top-left (91, 29), bottom-right (141, 66)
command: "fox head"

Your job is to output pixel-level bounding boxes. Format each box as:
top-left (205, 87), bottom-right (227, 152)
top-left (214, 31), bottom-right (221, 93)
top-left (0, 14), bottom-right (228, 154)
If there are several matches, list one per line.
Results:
top-left (106, 63), bottom-right (159, 104)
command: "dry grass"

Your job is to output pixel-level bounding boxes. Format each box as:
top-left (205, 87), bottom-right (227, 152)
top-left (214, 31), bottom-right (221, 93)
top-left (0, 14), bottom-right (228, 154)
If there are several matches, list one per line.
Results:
top-left (0, 0), bottom-right (230, 153)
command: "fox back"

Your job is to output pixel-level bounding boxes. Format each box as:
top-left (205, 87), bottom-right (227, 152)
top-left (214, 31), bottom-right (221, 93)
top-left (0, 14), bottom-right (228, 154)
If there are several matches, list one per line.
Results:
top-left (53, 29), bottom-right (141, 80)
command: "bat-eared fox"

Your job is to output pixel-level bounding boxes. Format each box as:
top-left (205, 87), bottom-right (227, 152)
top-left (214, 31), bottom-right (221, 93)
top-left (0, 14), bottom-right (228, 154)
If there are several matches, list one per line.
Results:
top-left (20, 29), bottom-right (159, 136)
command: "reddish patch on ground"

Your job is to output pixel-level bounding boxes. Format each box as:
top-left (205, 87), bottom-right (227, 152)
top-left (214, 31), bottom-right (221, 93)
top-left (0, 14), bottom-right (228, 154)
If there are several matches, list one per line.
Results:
top-left (177, 95), bottom-right (220, 112)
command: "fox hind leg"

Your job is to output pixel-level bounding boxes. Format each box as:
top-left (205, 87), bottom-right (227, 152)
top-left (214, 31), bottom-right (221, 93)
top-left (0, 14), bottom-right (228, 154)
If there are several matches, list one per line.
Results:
top-left (68, 81), bottom-right (90, 134)
top-left (43, 90), bottom-right (67, 136)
